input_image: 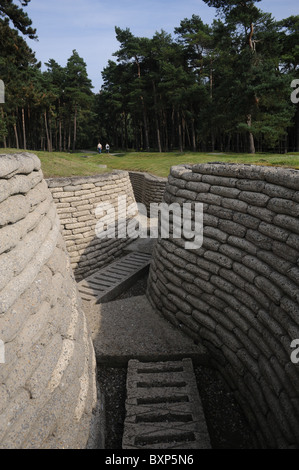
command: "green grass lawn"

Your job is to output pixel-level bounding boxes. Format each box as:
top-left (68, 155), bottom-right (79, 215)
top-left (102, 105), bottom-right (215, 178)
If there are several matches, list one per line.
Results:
top-left (1, 148), bottom-right (299, 178)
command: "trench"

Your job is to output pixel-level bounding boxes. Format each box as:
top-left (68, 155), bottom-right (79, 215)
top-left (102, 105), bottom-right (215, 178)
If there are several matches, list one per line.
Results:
top-left (95, 273), bottom-right (257, 449)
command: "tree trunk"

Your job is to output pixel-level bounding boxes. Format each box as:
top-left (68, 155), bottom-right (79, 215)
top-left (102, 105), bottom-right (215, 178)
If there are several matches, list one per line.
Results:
top-left (163, 110), bottom-right (169, 152)
top-left (226, 134), bottom-right (231, 152)
top-left (140, 124), bottom-right (143, 151)
top-left (210, 58), bottom-right (214, 99)
top-left (59, 119), bottom-right (62, 152)
top-left (67, 119), bottom-right (71, 152)
top-left (141, 99), bottom-right (150, 151)
top-left (284, 133), bottom-right (288, 154)
top-left (13, 116), bottom-right (19, 149)
top-left (22, 107), bottom-right (26, 150)
top-left (44, 111), bottom-right (51, 152)
top-left (49, 113), bottom-right (53, 152)
top-left (249, 23), bottom-right (255, 51)
top-left (171, 107), bottom-right (175, 150)
top-left (236, 133), bottom-right (240, 153)
top-left (182, 115), bottom-right (186, 150)
top-left (63, 121), bottom-right (67, 151)
top-left (247, 114), bottom-right (256, 154)
top-left (210, 58), bottom-right (216, 152)
top-left (72, 106), bottom-right (77, 152)
top-left (121, 116), bottom-right (124, 150)
top-left (178, 111), bottom-right (183, 153)
top-left (152, 81), bottom-right (162, 153)
top-left (211, 131), bottom-right (215, 152)
top-left (135, 55), bottom-right (149, 151)
top-left (183, 113), bottom-right (192, 150)
top-left (191, 117), bottom-right (196, 152)
top-left (124, 112), bottom-right (128, 150)
top-left (1, 108), bottom-right (6, 148)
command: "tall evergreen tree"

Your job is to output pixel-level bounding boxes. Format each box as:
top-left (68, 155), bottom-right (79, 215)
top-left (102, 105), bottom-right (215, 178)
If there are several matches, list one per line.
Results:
top-left (0, 1), bottom-right (297, 155)
top-left (114, 27), bottom-right (151, 150)
top-left (203, 0), bottom-right (295, 153)
top-left (278, 15), bottom-right (299, 151)
top-left (0, 13), bottom-right (39, 148)
top-left (0, 0), bottom-right (36, 38)
top-left (65, 50), bottom-right (93, 152)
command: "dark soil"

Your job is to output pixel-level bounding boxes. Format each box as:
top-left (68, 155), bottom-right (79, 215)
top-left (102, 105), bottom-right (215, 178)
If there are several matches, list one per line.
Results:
top-left (97, 364), bottom-right (256, 450)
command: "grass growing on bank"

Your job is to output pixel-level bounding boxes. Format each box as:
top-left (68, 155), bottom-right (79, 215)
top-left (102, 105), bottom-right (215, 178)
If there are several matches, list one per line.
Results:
top-left (1, 148), bottom-right (299, 178)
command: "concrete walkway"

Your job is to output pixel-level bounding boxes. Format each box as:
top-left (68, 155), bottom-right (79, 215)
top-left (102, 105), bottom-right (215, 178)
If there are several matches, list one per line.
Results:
top-left (81, 236), bottom-right (208, 366)
top-left (80, 243), bottom-right (211, 449)
top-left (83, 295), bottom-right (209, 366)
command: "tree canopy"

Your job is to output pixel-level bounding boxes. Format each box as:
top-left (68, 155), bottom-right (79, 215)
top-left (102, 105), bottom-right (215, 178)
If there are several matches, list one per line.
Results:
top-left (0, 0), bottom-right (298, 153)
top-left (0, 0), bottom-right (36, 38)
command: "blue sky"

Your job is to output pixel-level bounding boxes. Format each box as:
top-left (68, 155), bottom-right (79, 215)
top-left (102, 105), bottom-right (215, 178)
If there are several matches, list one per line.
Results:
top-left (25, 0), bottom-right (299, 92)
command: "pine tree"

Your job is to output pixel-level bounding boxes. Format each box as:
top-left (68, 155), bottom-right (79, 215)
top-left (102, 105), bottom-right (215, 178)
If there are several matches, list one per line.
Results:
top-left (65, 50), bottom-right (93, 152)
top-left (278, 15), bottom-right (299, 151)
top-left (0, 14), bottom-right (39, 148)
top-left (203, 0), bottom-right (295, 153)
top-left (0, 0), bottom-right (36, 38)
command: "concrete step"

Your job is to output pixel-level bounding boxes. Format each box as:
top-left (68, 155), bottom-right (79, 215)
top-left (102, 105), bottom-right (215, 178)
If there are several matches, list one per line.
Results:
top-left (122, 359), bottom-right (211, 450)
top-left (77, 252), bottom-right (152, 304)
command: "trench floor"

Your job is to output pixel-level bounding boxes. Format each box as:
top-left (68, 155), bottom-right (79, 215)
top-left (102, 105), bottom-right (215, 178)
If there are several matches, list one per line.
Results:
top-left (81, 271), bottom-right (257, 450)
top-left (79, 237), bottom-right (257, 449)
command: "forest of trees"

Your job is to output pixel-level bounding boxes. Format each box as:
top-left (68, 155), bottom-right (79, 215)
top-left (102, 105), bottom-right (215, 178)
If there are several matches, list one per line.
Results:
top-left (0, 0), bottom-right (298, 153)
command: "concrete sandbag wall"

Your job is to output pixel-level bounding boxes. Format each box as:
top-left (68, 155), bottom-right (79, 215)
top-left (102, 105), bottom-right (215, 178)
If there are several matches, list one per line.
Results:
top-left (147, 163), bottom-right (299, 449)
top-left (129, 171), bottom-right (167, 217)
top-left (48, 171), bottom-right (136, 281)
top-left (0, 153), bottom-right (101, 449)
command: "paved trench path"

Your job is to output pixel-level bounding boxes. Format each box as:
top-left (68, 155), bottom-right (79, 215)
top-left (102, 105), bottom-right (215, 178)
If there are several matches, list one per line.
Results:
top-left (79, 238), bottom-right (211, 449)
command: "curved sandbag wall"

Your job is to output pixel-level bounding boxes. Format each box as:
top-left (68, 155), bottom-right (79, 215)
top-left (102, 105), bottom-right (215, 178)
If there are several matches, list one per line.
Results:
top-left (0, 153), bottom-right (100, 449)
top-left (129, 171), bottom-right (167, 217)
top-left (147, 163), bottom-right (299, 449)
top-left (48, 172), bottom-right (137, 281)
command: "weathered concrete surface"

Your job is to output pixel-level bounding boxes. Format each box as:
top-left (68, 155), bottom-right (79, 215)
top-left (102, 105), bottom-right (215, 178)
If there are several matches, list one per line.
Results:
top-left (0, 153), bottom-right (103, 449)
top-left (47, 171), bottom-right (137, 281)
top-left (147, 162), bottom-right (299, 449)
top-left (77, 252), bottom-right (152, 304)
top-left (129, 171), bottom-right (167, 217)
top-left (122, 358), bottom-right (211, 449)
top-left (83, 295), bottom-right (209, 366)
top-left (124, 236), bottom-right (157, 256)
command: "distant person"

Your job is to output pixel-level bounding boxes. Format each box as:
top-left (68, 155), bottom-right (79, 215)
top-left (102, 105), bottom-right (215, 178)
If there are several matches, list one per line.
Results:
top-left (105, 143), bottom-right (110, 154)
top-left (97, 142), bottom-right (102, 154)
